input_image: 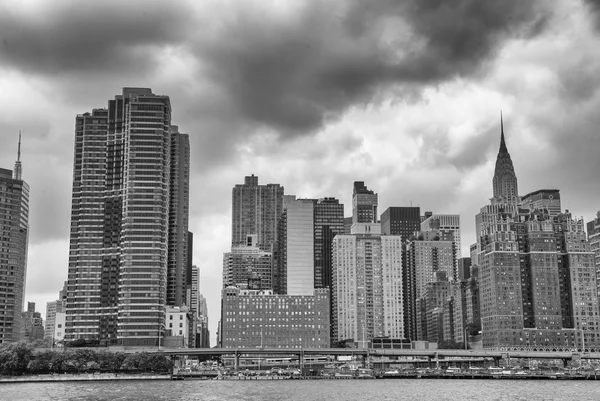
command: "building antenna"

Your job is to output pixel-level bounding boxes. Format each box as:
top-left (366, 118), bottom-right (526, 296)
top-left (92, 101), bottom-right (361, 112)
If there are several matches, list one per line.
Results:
top-left (17, 130), bottom-right (21, 162)
top-left (14, 131), bottom-right (22, 180)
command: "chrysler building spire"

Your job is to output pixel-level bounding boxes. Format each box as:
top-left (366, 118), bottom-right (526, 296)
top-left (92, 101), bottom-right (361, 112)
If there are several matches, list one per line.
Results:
top-left (492, 114), bottom-right (518, 204)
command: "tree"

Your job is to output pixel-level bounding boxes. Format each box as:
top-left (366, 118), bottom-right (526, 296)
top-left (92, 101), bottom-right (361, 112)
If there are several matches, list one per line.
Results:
top-left (27, 350), bottom-right (54, 374)
top-left (0, 342), bottom-right (35, 375)
top-left (97, 351), bottom-right (127, 373)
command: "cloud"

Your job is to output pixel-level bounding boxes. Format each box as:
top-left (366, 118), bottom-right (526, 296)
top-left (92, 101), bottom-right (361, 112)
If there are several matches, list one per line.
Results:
top-left (191, 0), bottom-right (550, 138)
top-left (0, 0), bottom-right (194, 75)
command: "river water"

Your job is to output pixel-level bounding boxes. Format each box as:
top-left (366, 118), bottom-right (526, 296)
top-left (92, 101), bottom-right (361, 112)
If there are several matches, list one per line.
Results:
top-left (1, 379), bottom-right (599, 401)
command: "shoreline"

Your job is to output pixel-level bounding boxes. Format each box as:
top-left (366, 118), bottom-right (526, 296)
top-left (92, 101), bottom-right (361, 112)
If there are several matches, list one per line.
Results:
top-left (0, 373), bottom-right (170, 383)
top-left (3, 372), bottom-right (599, 383)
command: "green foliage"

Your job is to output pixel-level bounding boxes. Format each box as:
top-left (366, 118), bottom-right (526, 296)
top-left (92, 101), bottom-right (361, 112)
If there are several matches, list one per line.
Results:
top-left (0, 342), bottom-right (35, 375)
top-left (0, 343), bottom-right (172, 375)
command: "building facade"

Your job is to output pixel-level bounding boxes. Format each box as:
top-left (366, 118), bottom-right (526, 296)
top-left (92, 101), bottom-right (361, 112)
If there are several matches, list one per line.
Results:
top-left (476, 119), bottom-right (600, 351)
top-left (223, 236), bottom-right (273, 290)
top-left (65, 88), bottom-right (189, 346)
top-left (352, 182), bottom-right (378, 225)
top-left (220, 287), bottom-right (330, 348)
top-left (0, 140), bottom-right (29, 344)
top-left (167, 126), bottom-right (190, 307)
top-left (231, 175), bottom-right (283, 252)
top-left (332, 233), bottom-right (403, 346)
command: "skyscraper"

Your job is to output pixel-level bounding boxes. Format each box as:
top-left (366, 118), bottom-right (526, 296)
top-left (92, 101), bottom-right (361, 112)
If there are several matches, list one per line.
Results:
top-left (352, 181), bottom-right (378, 225)
top-left (167, 126), bottom-right (190, 307)
top-left (332, 182), bottom-right (403, 346)
top-left (521, 189), bottom-right (561, 216)
top-left (381, 207), bottom-right (421, 241)
top-left (0, 135), bottom-right (29, 344)
top-left (65, 88), bottom-right (189, 346)
top-left (223, 235), bottom-right (273, 290)
top-left (231, 175), bottom-right (283, 252)
top-left (492, 114), bottom-right (519, 205)
top-left (476, 118), bottom-right (600, 350)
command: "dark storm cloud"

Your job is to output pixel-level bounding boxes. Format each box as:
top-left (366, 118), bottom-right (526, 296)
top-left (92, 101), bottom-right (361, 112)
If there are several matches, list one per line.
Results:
top-left (0, 0), bottom-right (193, 74)
top-left (584, 0), bottom-right (600, 28)
top-left (194, 0), bottom-right (550, 135)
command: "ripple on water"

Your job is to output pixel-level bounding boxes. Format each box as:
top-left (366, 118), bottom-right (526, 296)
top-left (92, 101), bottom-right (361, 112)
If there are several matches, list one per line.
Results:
top-left (2, 379), bottom-right (600, 401)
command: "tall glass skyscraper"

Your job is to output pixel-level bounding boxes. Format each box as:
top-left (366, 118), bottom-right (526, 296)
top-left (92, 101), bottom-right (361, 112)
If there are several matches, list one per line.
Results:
top-left (0, 135), bottom-right (29, 344)
top-left (65, 88), bottom-right (189, 346)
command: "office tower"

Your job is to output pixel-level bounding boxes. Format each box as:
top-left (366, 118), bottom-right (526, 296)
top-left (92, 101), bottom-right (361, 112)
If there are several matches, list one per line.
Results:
top-left (476, 119), bottom-right (600, 350)
top-left (221, 287), bottom-right (330, 348)
top-left (343, 217), bottom-right (352, 235)
top-left (65, 88), bottom-right (189, 346)
top-left (457, 257), bottom-right (471, 281)
top-left (0, 136), bottom-right (29, 344)
top-left (352, 181), bottom-right (377, 225)
top-left (421, 214), bottom-right (461, 259)
top-left (381, 206), bottom-right (421, 241)
top-left (285, 199), bottom-right (314, 295)
top-left (521, 189), bottom-right (561, 216)
top-left (313, 198), bottom-right (345, 289)
top-left (223, 235), bottom-right (273, 290)
top-left (167, 127), bottom-right (190, 307)
top-left (492, 114), bottom-right (519, 205)
top-left (231, 175), bottom-right (283, 251)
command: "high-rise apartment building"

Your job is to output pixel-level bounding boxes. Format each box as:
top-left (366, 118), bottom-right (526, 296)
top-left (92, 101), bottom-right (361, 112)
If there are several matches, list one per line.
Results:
top-left (332, 182), bottom-right (403, 346)
top-left (0, 137), bottom-right (29, 344)
top-left (332, 234), bottom-right (403, 345)
top-left (381, 206), bottom-right (422, 342)
top-left (167, 126), bottom-right (190, 307)
top-left (223, 235), bottom-right (273, 290)
top-left (231, 175), bottom-right (283, 252)
top-left (65, 88), bottom-right (189, 346)
top-left (476, 119), bottom-right (600, 351)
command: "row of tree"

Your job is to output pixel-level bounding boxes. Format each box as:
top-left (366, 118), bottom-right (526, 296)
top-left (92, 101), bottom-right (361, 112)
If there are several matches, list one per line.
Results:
top-left (0, 342), bottom-right (173, 376)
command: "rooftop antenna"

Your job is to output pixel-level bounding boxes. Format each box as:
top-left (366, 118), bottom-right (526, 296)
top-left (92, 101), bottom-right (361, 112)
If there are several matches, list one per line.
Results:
top-left (13, 131), bottom-right (22, 180)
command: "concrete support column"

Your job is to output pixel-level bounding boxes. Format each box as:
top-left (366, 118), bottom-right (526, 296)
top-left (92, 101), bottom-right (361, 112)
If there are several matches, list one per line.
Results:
top-left (234, 351), bottom-right (240, 371)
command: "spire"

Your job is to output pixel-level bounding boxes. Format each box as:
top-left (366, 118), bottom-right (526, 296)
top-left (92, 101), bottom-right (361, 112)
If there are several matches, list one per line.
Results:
top-left (492, 112), bottom-right (518, 203)
top-left (499, 111), bottom-right (507, 153)
top-left (17, 131), bottom-right (21, 162)
top-left (13, 131), bottom-right (22, 181)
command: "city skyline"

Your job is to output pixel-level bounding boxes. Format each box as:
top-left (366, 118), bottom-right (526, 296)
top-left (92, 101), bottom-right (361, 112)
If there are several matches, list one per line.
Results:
top-left (2, 1), bottom-right (600, 344)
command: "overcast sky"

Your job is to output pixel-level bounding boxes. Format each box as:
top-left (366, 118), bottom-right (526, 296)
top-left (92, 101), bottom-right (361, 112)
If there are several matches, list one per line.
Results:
top-left (2, 0), bottom-right (600, 346)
